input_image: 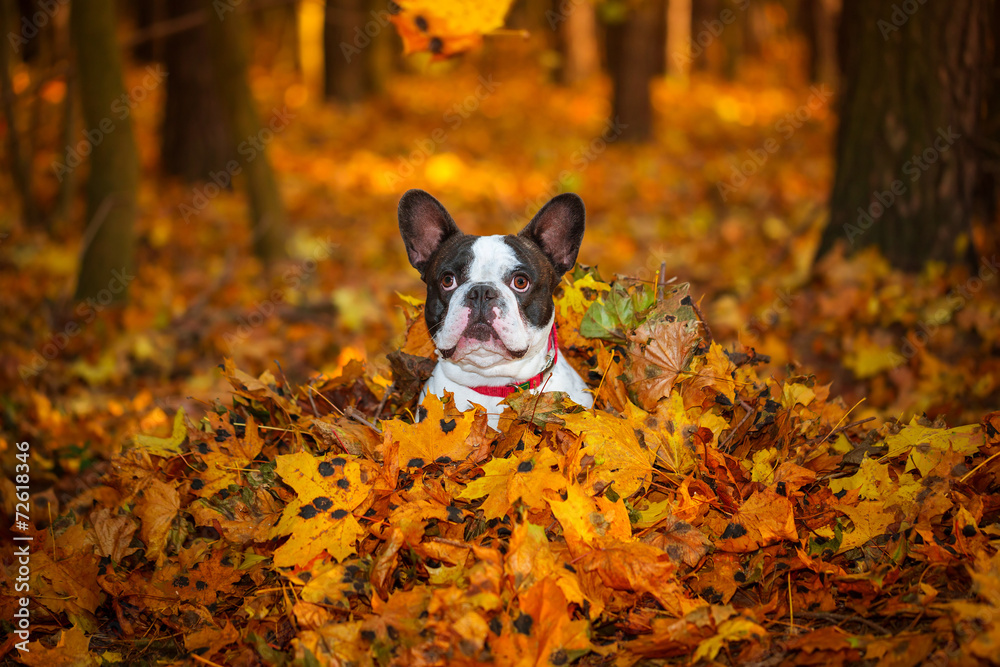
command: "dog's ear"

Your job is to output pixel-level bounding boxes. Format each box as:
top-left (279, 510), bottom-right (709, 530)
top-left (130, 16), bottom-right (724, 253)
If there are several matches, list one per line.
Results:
top-left (518, 193), bottom-right (585, 274)
top-left (398, 189), bottom-right (461, 277)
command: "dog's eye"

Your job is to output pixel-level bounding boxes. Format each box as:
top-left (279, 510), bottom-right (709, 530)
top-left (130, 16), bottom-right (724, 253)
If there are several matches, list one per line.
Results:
top-left (510, 274), bottom-right (530, 292)
top-left (440, 273), bottom-right (457, 291)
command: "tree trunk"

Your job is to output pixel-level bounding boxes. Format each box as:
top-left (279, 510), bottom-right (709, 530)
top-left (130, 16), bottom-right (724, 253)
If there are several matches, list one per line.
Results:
top-left (666, 0), bottom-right (691, 79)
top-left (605, 0), bottom-right (659, 142)
top-left (161, 0), bottom-right (234, 182)
top-left (71, 0), bottom-right (140, 302)
top-left (0, 0), bottom-right (40, 227)
top-left (816, 0), bottom-right (989, 271)
top-left (324, 0), bottom-right (383, 104)
top-left (130, 0), bottom-right (165, 63)
top-left (799, 0), bottom-right (840, 85)
top-left (557, 0), bottom-right (599, 85)
top-left (207, 0), bottom-right (287, 263)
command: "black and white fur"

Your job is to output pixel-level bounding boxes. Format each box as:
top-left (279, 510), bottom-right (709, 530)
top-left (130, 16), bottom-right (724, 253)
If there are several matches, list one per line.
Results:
top-left (398, 189), bottom-right (593, 427)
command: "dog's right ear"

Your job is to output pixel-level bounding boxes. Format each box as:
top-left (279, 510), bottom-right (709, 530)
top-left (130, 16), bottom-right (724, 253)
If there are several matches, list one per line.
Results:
top-left (398, 189), bottom-right (461, 278)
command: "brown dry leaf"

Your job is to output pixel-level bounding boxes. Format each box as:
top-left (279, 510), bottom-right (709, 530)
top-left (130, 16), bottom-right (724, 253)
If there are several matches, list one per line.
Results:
top-left (641, 511), bottom-right (711, 568)
top-left (20, 626), bottom-right (97, 667)
top-left (184, 620), bottom-right (240, 656)
top-left (573, 537), bottom-right (703, 617)
top-left (90, 507), bottom-right (138, 562)
top-left (625, 318), bottom-right (701, 410)
top-left (716, 487), bottom-right (798, 552)
top-left (134, 478), bottom-right (180, 566)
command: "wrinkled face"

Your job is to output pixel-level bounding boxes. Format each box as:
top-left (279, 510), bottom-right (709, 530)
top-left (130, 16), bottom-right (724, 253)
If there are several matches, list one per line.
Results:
top-left (423, 234), bottom-right (558, 368)
top-left (398, 188), bottom-right (586, 370)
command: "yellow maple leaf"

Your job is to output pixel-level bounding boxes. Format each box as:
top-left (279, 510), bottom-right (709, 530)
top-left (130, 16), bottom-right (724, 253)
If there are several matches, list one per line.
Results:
top-left (781, 382), bottom-right (816, 409)
top-left (557, 273), bottom-right (612, 319)
top-left (457, 447), bottom-right (565, 520)
top-left (693, 617), bottom-right (768, 662)
top-left (828, 456), bottom-right (892, 499)
top-left (270, 452), bottom-right (371, 566)
top-left (548, 483), bottom-right (632, 546)
top-left (385, 392), bottom-right (488, 465)
top-left (562, 409), bottom-right (655, 498)
top-left (834, 500), bottom-right (896, 554)
top-left (505, 521), bottom-right (586, 605)
top-left (884, 421), bottom-right (983, 476)
top-left (390, 0), bottom-right (514, 58)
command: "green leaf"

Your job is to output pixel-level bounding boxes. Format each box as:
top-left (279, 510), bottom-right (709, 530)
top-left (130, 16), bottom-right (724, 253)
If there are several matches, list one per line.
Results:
top-left (580, 284), bottom-right (654, 342)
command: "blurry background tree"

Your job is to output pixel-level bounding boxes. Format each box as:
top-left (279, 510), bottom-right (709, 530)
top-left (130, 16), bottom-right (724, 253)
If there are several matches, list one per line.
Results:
top-left (324, 0), bottom-right (394, 103)
top-left (815, 0), bottom-right (994, 271)
top-left (0, 0), bottom-right (40, 227)
top-left (160, 0), bottom-right (235, 182)
top-left (603, 0), bottom-right (663, 142)
top-left (71, 0), bottom-right (140, 302)
top-left (208, 1), bottom-right (288, 263)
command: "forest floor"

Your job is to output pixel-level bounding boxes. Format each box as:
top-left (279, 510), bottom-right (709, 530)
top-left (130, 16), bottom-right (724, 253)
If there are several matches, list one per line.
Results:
top-left (2, 42), bottom-right (1000, 665)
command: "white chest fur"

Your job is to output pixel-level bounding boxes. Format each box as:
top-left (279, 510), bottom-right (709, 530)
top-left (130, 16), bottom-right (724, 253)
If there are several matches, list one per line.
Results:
top-left (420, 350), bottom-right (594, 428)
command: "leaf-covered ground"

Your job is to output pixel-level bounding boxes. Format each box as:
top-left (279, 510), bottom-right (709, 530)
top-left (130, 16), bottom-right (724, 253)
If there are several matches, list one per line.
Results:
top-left (2, 37), bottom-right (1000, 666)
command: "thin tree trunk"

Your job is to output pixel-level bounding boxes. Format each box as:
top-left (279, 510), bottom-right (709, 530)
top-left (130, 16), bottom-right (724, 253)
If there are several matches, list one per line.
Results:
top-left (0, 0), bottom-right (40, 227)
top-left (161, 0), bottom-right (234, 182)
top-left (71, 0), bottom-right (139, 302)
top-left (817, 0), bottom-right (988, 271)
top-left (666, 0), bottom-right (691, 79)
top-left (324, 0), bottom-right (381, 104)
top-left (559, 0), bottom-right (599, 85)
top-left (207, 1), bottom-right (287, 263)
top-left (606, 0), bottom-right (659, 142)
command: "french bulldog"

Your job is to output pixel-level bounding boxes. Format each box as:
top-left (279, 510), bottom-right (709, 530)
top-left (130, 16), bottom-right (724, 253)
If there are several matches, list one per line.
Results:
top-left (398, 189), bottom-right (594, 428)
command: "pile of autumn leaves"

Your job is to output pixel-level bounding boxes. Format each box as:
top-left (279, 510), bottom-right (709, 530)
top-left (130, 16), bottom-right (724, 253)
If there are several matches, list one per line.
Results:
top-left (15, 269), bottom-right (1000, 666)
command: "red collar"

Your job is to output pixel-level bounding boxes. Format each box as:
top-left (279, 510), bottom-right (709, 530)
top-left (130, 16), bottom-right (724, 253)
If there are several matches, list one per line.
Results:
top-left (469, 324), bottom-right (559, 398)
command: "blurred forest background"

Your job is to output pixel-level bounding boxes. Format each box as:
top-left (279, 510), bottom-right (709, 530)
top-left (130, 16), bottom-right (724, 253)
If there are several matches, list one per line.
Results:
top-left (1, 0), bottom-right (999, 464)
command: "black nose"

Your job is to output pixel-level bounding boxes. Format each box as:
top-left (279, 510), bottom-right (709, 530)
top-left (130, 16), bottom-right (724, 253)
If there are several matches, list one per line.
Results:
top-left (465, 283), bottom-right (500, 320)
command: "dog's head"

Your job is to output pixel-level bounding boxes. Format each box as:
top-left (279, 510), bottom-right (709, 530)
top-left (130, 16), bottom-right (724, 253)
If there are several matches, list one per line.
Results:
top-left (398, 189), bottom-right (585, 372)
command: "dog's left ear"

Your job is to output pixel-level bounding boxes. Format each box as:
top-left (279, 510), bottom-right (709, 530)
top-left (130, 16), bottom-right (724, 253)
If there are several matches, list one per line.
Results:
top-left (518, 193), bottom-right (586, 274)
